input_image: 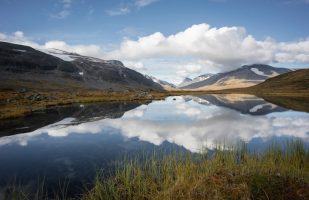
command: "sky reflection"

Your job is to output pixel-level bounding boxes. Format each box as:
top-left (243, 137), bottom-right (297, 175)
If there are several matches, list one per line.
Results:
top-left (0, 96), bottom-right (308, 152)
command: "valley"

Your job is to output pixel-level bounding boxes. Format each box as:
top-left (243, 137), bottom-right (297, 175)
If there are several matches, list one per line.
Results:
top-left (1, 41), bottom-right (308, 120)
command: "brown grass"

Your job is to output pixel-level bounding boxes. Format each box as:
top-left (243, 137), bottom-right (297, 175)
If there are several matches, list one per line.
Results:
top-left (82, 141), bottom-right (309, 200)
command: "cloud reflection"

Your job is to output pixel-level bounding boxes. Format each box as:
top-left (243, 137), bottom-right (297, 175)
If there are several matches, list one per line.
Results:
top-left (0, 97), bottom-right (308, 152)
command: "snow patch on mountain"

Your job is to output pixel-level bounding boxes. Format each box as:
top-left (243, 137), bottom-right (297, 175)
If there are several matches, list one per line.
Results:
top-left (192, 74), bottom-right (212, 82)
top-left (250, 67), bottom-right (280, 77)
top-left (250, 68), bottom-right (268, 76)
top-left (39, 48), bottom-right (76, 61)
top-left (146, 75), bottom-right (176, 89)
top-left (177, 74), bottom-right (213, 88)
top-left (39, 48), bottom-right (107, 63)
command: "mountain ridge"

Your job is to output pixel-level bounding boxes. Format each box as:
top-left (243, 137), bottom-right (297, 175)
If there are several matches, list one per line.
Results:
top-left (179, 64), bottom-right (291, 90)
top-left (177, 74), bottom-right (213, 88)
top-left (0, 41), bottom-right (163, 92)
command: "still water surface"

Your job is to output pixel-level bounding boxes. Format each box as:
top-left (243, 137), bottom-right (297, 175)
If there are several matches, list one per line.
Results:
top-left (0, 94), bottom-right (308, 196)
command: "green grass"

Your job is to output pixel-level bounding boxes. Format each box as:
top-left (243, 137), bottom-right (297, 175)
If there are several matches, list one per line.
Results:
top-left (2, 141), bottom-right (308, 200)
top-left (82, 141), bottom-right (309, 200)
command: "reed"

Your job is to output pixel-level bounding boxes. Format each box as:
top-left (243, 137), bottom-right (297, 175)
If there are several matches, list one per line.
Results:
top-left (2, 140), bottom-right (308, 199)
top-left (82, 140), bottom-right (309, 200)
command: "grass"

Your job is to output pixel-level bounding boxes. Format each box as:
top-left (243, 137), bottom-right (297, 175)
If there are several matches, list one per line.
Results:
top-left (0, 89), bottom-right (223, 120)
top-left (2, 140), bottom-right (308, 199)
top-left (2, 86), bottom-right (308, 120)
top-left (82, 140), bottom-right (309, 200)
top-left (1, 178), bottom-right (70, 200)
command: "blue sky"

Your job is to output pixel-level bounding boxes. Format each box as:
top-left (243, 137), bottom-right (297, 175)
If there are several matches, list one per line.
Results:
top-left (1, 0), bottom-right (309, 83)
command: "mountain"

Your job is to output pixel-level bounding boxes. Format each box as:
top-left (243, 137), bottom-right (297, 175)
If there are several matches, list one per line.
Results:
top-left (177, 77), bottom-right (193, 88)
top-left (180, 64), bottom-right (291, 90)
top-left (192, 74), bottom-right (213, 82)
top-left (250, 69), bottom-right (309, 94)
top-left (0, 41), bottom-right (163, 92)
top-left (177, 74), bottom-right (213, 88)
top-left (145, 75), bottom-right (176, 90)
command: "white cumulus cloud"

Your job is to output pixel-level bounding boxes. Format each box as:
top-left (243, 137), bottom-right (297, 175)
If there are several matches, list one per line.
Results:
top-left (106, 24), bottom-right (275, 65)
top-left (1, 22), bottom-right (309, 83)
top-left (0, 31), bottom-right (104, 59)
top-left (104, 23), bottom-right (309, 82)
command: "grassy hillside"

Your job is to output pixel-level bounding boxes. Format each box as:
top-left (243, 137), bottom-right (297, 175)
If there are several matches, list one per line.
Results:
top-left (218, 69), bottom-right (309, 112)
top-left (250, 69), bottom-right (309, 94)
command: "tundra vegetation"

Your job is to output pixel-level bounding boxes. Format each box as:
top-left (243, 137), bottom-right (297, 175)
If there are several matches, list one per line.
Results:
top-left (3, 140), bottom-right (309, 200)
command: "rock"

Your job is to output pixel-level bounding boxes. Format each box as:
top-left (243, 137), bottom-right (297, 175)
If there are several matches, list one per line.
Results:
top-left (26, 95), bottom-right (34, 101)
top-left (18, 88), bottom-right (27, 93)
top-left (35, 95), bottom-right (41, 101)
top-left (26, 94), bottom-right (45, 101)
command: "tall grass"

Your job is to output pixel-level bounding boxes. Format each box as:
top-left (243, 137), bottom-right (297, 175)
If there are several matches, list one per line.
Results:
top-left (1, 178), bottom-right (71, 200)
top-left (2, 140), bottom-right (308, 199)
top-left (82, 140), bottom-right (309, 200)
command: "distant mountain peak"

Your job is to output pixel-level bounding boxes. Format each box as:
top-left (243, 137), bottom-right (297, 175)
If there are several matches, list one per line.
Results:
top-left (180, 64), bottom-right (291, 90)
top-left (146, 75), bottom-right (176, 90)
top-left (177, 74), bottom-right (213, 88)
top-left (177, 77), bottom-right (193, 88)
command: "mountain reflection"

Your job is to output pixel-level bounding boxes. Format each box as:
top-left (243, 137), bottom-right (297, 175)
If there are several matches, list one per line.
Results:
top-left (0, 101), bottom-right (144, 136)
top-left (0, 95), bottom-right (308, 152)
top-left (187, 94), bottom-right (287, 115)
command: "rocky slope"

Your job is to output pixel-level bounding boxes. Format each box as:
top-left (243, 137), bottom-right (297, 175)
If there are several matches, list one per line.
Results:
top-left (0, 41), bottom-right (163, 92)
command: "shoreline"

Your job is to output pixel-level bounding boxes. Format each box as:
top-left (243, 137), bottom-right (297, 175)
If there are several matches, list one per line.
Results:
top-left (1, 88), bottom-right (308, 120)
top-left (4, 141), bottom-right (309, 199)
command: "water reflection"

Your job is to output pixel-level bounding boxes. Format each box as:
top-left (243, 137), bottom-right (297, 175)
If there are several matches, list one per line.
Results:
top-left (0, 101), bottom-right (144, 136)
top-left (0, 95), bottom-right (308, 152)
top-left (0, 94), bottom-right (308, 196)
top-left (187, 94), bottom-right (287, 115)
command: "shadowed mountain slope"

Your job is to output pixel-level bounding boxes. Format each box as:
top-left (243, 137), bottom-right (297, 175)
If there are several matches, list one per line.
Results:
top-left (0, 41), bottom-right (163, 92)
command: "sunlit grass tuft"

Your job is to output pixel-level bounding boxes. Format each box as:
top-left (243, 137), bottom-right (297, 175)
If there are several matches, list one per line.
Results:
top-left (82, 140), bottom-right (309, 200)
top-left (2, 140), bottom-right (308, 199)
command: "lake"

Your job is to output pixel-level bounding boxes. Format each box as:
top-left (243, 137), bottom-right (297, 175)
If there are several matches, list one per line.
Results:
top-left (0, 94), bottom-right (308, 197)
